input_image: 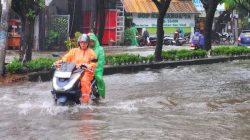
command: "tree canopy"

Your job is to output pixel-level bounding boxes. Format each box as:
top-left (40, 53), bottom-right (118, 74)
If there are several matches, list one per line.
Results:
top-left (11, 0), bottom-right (45, 61)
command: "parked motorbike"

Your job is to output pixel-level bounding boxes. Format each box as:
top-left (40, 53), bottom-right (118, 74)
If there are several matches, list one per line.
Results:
top-left (163, 36), bottom-right (186, 46)
top-left (51, 62), bottom-right (99, 106)
top-left (213, 32), bottom-right (234, 44)
top-left (190, 43), bottom-right (200, 50)
top-left (163, 36), bottom-right (174, 45)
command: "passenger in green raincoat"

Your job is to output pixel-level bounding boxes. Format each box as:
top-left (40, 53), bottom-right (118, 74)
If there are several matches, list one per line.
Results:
top-left (88, 33), bottom-right (106, 98)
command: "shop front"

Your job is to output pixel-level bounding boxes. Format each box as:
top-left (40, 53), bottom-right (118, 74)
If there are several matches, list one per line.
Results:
top-left (123, 0), bottom-right (199, 37)
top-left (133, 13), bottom-right (196, 36)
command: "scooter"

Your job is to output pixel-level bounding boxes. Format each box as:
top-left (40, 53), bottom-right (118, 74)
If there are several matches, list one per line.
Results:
top-left (51, 62), bottom-right (99, 106)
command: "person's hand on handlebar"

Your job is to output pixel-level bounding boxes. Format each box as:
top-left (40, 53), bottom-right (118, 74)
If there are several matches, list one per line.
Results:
top-left (53, 60), bottom-right (63, 68)
top-left (76, 64), bottom-right (93, 72)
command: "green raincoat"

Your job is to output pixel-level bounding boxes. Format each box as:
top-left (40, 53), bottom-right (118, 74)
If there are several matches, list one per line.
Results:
top-left (130, 26), bottom-right (139, 46)
top-left (89, 33), bottom-right (106, 98)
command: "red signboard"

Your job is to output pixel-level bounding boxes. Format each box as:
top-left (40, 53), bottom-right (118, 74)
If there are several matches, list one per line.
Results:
top-left (83, 10), bottom-right (117, 45)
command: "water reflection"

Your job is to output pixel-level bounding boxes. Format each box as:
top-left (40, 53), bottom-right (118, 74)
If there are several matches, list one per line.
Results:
top-left (78, 112), bottom-right (97, 140)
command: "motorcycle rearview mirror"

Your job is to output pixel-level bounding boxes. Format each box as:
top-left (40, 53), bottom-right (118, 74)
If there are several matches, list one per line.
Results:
top-left (52, 53), bottom-right (60, 57)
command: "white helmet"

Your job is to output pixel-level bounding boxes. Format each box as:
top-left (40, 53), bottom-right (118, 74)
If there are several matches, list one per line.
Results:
top-left (77, 34), bottom-right (90, 44)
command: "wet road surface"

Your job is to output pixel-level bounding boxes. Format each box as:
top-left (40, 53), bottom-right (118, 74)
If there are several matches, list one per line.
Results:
top-left (0, 60), bottom-right (250, 140)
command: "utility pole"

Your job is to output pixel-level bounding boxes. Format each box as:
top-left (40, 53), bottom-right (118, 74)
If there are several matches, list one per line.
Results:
top-left (0, 0), bottom-right (12, 76)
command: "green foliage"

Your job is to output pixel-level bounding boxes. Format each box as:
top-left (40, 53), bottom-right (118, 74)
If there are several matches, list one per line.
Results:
top-left (64, 31), bottom-right (82, 50)
top-left (38, 0), bottom-right (45, 9)
top-left (211, 46), bottom-right (250, 56)
top-left (25, 58), bottom-right (56, 72)
top-left (26, 9), bottom-right (36, 19)
top-left (161, 49), bottom-right (207, 61)
top-left (46, 30), bottom-right (59, 47)
top-left (12, 0), bottom-right (45, 21)
top-left (50, 16), bottom-right (70, 45)
top-left (242, 16), bottom-right (250, 29)
top-left (106, 49), bottom-right (208, 65)
top-left (105, 54), bottom-right (149, 65)
top-left (6, 58), bottom-right (23, 73)
top-left (124, 28), bottom-right (134, 45)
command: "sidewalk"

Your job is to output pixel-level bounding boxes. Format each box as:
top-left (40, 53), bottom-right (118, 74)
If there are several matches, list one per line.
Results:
top-left (5, 45), bottom-right (193, 63)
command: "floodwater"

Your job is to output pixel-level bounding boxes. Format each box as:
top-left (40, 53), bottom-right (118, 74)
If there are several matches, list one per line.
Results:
top-left (0, 60), bottom-right (250, 140)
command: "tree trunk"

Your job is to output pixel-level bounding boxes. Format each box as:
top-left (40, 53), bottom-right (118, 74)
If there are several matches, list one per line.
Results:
top-left (152, 0), bottom-right (170, 62)
top-left (204, 4), bottom-right (217, 50)
top-left (97, 0), bottom-right (105, 45)
top-left (0, 0), bottom-right (12, 75)
top-left (24, 20), bottom-right (35, 61)
top-left (68, 0), bottom-right (82, 37)
top-left (39, 8), bottom-right (45, 51)
top-left (90, 0), bottom-right (96, 32)
top-left (154, 13), bottom-right (165, 61)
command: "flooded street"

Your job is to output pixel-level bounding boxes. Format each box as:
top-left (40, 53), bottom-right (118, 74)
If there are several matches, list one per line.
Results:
top-left (0, 60), bottom-right (250, 140)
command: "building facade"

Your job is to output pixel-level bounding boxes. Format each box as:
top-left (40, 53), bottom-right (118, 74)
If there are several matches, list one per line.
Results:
top-left (123, 0), bottom-right (199, 37)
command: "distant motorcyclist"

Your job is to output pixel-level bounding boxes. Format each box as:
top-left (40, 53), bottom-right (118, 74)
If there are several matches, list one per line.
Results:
top-left (54, 34), bottom-right (97, 104)
top-left (191, 29), bottom-right (201, 49)
top-left (142, 28), bottom-right (150, 45)
top-left (88, 33), bottom-right (106, 99)
top-left (174, 29), bottom-right (180, 45)
top-left (199, 33), bottom-right (205, 49)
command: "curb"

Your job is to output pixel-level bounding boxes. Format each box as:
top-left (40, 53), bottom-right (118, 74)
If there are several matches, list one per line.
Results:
top-left (27, 55), bottom-right (250, 82)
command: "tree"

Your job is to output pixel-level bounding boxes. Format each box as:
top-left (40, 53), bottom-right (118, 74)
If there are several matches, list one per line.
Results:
top-left (201, 0), bottom-right (222, 50)
top-left (11, 0), bottom-right (45, 62)
top-left (95, 0), bottom-right (105, 45)
top-left (213, 10), bottom-right (231, 34)
top-left (225, 0), bottom-right (250, 28)
top-left (233, 0), bottom-right (250, 13)
top-left (0, 0), bottom-right (12, 75)
top-left (68, 0), bottom-right (82, 37)
top-left (152, 0), bottom-right (171, 62)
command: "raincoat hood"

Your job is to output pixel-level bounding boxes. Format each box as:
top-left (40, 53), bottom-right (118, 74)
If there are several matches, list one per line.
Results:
top-left (89, 33), bottom-right (101, 51)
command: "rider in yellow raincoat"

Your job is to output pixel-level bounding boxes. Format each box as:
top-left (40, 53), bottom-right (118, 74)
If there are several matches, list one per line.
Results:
top-left (55, 34), bottom-right (97, 104)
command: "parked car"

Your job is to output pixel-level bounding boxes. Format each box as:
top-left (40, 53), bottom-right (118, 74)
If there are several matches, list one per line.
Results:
top-left (238, 30), bottom-right (250, 46)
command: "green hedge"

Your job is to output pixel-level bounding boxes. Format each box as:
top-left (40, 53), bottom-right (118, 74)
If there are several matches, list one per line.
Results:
top-left (211, 46), bottom-right (250, 56)
top-left (6, 58), bottom-right (56, 74)
top-left (105, 54), bottom-right (155, 65)
top-left (162, 49), bottom-right (207, 61)
top-left (25, 58), bottom-right (56, 72)
top-left (6, 58), bottom-right (23, 73)
top-left (106, 49), bottom-right (207, 65)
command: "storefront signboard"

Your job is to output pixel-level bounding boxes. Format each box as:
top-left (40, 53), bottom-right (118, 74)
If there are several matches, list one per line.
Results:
top-left (133, 13), bottom-right (195, 28)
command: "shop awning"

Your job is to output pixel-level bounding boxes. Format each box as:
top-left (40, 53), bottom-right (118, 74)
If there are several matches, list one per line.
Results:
top-left (123, 0), bottom-right (199, 14)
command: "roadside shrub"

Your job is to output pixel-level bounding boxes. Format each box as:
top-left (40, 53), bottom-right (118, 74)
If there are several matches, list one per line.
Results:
top-left (211, 46), bottom-right (250, 56)
top-left (146, 55), bottom-right (155, 63)
top-left (6, 58), bottom-right (23, 73)
top-left (124, 28), bottom-right (134, 46)
top-left (193, 49), bottom-right (207, 58)
top-left (64, 31), bottom-right (82, 50)
top-left (106, 49), bottom-right (207, 66)
top-left (162, 51), bottom-right (176, 61)
top-left (26, 58), bottom-right (56, 72)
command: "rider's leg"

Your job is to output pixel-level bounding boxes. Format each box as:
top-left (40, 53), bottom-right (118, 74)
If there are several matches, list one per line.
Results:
top-left (80, 72), bottom-right (94, 104)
